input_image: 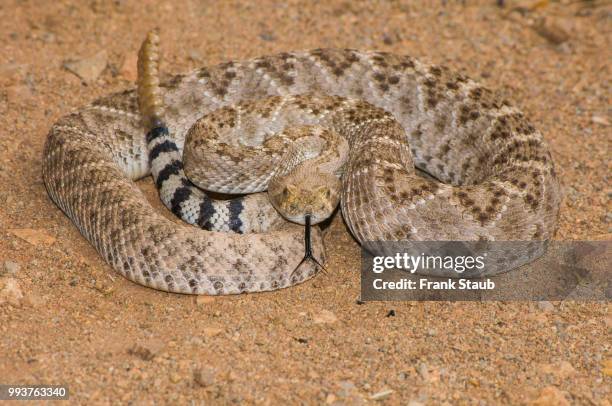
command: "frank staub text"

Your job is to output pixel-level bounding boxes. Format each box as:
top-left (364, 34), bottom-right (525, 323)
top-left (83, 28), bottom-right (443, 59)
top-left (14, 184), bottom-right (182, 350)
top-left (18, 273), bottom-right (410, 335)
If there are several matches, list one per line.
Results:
top-left (372, 277), bottom-right (495, 291)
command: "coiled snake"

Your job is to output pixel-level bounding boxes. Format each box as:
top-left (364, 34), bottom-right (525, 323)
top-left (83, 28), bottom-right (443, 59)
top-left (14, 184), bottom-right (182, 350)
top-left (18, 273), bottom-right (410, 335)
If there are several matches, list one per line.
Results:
top-left (42, 32), bottom-right (561, 295)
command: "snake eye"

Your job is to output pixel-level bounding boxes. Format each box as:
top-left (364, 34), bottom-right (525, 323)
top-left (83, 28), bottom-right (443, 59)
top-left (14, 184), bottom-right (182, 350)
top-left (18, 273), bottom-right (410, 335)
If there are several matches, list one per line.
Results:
top-left (282, 184), bottom-right (297, 198)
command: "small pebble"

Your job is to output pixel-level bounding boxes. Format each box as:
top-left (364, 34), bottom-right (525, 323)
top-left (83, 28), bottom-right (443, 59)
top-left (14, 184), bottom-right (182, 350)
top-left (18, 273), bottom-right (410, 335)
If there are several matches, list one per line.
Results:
top-left (193, 367), bottom-right (216, 387)
top-left (64, 50), bottom-right (108, 84)
top-left (533, 18), bottom-right (570, 45)
top-left (556, 361), bottom-right (576, 379)
top-left (0, 277), bottom-right (24, 307)
top-left (10, 228), bottom-right (56, 246)
top-left (417, 363), bottom-right (429, 380)
top-left (3, 261), bottom-right (21, 275)
top-left (202, 327), bottom-right (223, 337)
top-left (338, 380), bottom-right (356, 397)
top-left (188, 49), bottom-right (204, 63)
top-left (369, 388), bottom-right (393, 401)
top-left (190, 336), bottom-right (203, 346)
top-left (127, 344), bottom-right (156, 361)
top-left (591, 115), bottom-right (609, 126)
top-left (537, 301), bottom-right (555, 312)
top-left (382, 33), bottom-right (394, 45)
top-left (313, 310), bottom-right (338, 324)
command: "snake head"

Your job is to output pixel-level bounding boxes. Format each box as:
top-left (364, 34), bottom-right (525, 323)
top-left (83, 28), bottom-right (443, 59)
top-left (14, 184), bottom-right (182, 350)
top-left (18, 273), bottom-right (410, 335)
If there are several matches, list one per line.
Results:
top-left (269, 173), bottom-right (341, 225)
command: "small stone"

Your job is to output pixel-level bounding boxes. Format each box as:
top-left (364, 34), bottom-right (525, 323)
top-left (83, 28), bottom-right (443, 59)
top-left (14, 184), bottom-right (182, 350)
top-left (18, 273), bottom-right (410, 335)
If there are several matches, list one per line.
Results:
top-left (190, 336), bottom-right (204, 346)
top-left (0, 278), bottom-right (24, 307)
top-left (188, 49), bottom-right (204, 63)
top-left (382, 33), bottom-right (393, 45)
top-left (325, 393), bottom-right (336, 404)
top-left (24, 294), bottom-right (46, 308)
top-left (427, 328), bottom-right (437, 337)
top-left (537, 301), bottom-right (555, 312)
top-left (69, 276), bottom-right (79, 287)
top-left (202, 327), bottom-right (223, 337)
top-left (557, 361), bottom-right (576, 379)
top-left (193, 367), bottom-right (216, 387)
top-left (128, 338), bottom-right (163, 361)
top-left (417, 363), bottom-right (429, 380)
top-left (64, 50), bottom-right (108, 84)
top-left (3, 261), bottom-right (20, 275)
top-left (533, 18), bottom-right (570, 45)
top-left (339, 380), bottom-right (355, 392)
top-left (369, 388), bottom-right (394, 401)
top-left (530, 386), bottom-right (569, 406)
top-left (335, 380), bottom-right (364, 403)
top-left (225, 370), bottom-right (237, 382)
top-left (128, 344), bottom-right (156, 361)
top-left (10, 228), bottom-right (56, 246)
top-left (591, 115), bottom-right (609, 126)
top-left (120, 53), bottom-right (138, 82)
top-left (313, 309), bottom-right (338, 324)
top-left (169, 372), bottom-right (181, 384)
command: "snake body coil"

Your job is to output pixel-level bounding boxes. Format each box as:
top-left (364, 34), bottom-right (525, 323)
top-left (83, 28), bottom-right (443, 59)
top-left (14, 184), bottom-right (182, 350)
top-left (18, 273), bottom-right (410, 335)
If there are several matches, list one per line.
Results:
top-left (43, 38), bottom-right (561, 294)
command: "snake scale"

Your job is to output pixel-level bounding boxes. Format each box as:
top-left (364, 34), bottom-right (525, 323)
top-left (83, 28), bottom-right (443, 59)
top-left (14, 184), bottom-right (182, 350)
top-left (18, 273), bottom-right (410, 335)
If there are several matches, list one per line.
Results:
top-left (42, 33), bottom-right (561, 295)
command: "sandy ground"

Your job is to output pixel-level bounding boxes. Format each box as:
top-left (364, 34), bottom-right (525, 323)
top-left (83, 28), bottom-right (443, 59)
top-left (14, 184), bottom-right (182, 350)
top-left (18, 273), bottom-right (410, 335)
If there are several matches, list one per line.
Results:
top-left (0, 0), bottom-right (610, 404)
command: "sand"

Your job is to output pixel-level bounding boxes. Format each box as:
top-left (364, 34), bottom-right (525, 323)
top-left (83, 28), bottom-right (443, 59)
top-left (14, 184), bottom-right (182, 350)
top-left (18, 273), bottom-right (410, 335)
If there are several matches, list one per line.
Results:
top-left (0, 0), bottom-right (609, 404)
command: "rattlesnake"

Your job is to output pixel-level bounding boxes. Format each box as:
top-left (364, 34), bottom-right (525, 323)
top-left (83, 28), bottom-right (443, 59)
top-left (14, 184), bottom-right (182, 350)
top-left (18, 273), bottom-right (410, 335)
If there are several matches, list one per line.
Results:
top-left (42, 33), bottom-right (561, 295)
